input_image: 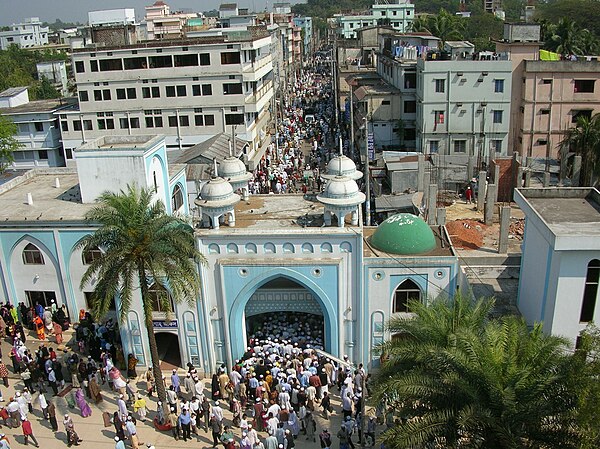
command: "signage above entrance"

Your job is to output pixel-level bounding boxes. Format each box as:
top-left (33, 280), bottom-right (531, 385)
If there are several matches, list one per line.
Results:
top-left (152, 320), bottom-right (178, 328)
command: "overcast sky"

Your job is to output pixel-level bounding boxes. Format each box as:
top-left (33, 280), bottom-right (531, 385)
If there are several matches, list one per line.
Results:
top-left (0, 0), bottom-right (304, 26)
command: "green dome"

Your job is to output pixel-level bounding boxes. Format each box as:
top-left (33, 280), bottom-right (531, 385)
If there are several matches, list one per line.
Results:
top-left (370, 213), bottom-right (436, 255)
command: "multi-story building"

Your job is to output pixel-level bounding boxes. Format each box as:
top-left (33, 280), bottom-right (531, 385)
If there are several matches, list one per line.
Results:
top-left (497, 23), bottom-right (600, 159)
top-left (0, 88), bottom-right (75, 168)
top-left (60, 30), bottom-right (274, 168)
top-left (36, 61), bottom-right (69, 97)
top-left (144, 1), bottom-right (200, 40)
top-left (293, 17), bottom-right (314, 57)
top-left (0, 17), bottom-right (49, 50)
top-left (335, 1), bottom-right (414, 39)
top-left (416, 41), bottom-right (512, 164)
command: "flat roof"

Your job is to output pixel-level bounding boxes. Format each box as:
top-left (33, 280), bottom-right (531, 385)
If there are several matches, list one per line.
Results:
top-left (0, 171), bottom-right (92, 223)
top-left (196, 194), bottom-right (360, 234)
top-left (0, 98), bottom-right (77, 115)
top-left (0, 87), bottom-right (27, 98)
top-left (515, 187), bottom-right (600, 250)
top-left (77, 135), bottom-right (163, 152)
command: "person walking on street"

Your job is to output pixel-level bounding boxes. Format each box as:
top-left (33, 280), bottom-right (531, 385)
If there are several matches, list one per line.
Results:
top-left (21, 417), bottom-right (39, 447)
top-left (178, 409), bottom-right (192, 442)
top-left (47, 402), bottom-right (58, 431)
top-left (167, 408), bottom-right (179, 440)
top-left (0, 360), bottom-right (9, 387)
top-left (114, 436), bottom-right (126, 449)
top-left (125, 416), bottom-right (143, 449)
top-left (319, 429), bottom-right (332, 449)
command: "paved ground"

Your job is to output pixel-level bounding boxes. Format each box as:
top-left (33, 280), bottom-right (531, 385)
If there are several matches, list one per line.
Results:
top-left (0, 328), bottom-right (372, 449)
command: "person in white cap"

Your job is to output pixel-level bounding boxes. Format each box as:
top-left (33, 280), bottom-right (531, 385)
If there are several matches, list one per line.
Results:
top-left (117, 394), bottom-right (127, 421)
top-left (114, 435), bottom-right (126, 449)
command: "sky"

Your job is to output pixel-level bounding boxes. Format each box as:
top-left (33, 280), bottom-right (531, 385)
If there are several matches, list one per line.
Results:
top-left (0, 0), bottom-right (304, 26)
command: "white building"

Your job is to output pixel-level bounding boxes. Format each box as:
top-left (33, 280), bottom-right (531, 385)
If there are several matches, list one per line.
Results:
top-left (143, 1), bottom-right (200, 40)
top-left (88, 9), bottom-right (136, 27)
top-left (515, 188), bottom-right (600, 347)
top-left (61, 30), bottom-right (274, 168)
top-left (0, 17), bottom-right (49, 50)
top-left (416, 42), bottom-right (512, 160)
top-left (0, 88), bottom-right (75, 168)
top-left (335, 1), bottom-right (414, 39)
top-left (36, 61), bottom-right (69, 97)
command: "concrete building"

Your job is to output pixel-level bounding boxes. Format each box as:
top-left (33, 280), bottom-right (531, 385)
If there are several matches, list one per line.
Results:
top-left (0, 17), bottom-right (49, 50)
top-left (143, 1), bottom-right (200, 40)
top-left (0, 89), bottom-right (76, 169)
top-left (36, 61), bottom-right (69, 97)
top-left (293, 16), bottom-right (314, 57)
top-left (0, 139), bottom-right (459, 372)
top-left (335, 1), bottom-right (414, 39)
top-left (61, 30), bottom-right (274, 168)
top-left (515, 187), bottom-right (600, 347)
top-left (416, 42), bottom-right (512, 165)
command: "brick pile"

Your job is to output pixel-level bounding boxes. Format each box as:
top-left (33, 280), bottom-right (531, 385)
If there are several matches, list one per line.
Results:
top-left (446, 219), bottom-right (485, 249)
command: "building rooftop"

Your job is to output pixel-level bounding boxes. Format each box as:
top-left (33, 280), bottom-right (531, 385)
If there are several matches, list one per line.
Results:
top-left (0, 98), bottom-right (76, 115)
top-left (77, 135), bottom-right (163, 152)
top-left (0, 87), bottom-right (28, 98)
top-left (0, 170), bottom-right (92, 223)
top-left (196, 194), bottom-right (360, 233)
top-left (515, 187), bottom-right (600, 250)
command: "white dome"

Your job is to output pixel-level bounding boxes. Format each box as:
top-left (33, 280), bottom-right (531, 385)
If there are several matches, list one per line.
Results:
top-left (317, 176), bottom-right (366, 207)
top-left (220, 157), bottom-right (248, 179)
top-left (196, 177), bottom-right (240, 209)
top-left (323, 155), bottom-right (363, 181)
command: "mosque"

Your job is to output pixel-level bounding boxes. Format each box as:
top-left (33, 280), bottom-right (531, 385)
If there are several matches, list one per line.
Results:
top-left (0, 135), bottom-right (460, 373)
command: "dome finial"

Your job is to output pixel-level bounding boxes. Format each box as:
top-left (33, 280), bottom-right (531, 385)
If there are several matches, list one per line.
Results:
top-left (228, 138), bottom-right (233, 157)
top-left (338, 136), bottom-right (343, 157)
top-left (213, 158), bottom-right (218, 178)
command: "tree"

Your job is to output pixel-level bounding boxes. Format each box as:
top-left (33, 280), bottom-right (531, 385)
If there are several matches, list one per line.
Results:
top-left (409, 10), bottom-right (465, 46)
top-left (78, 185), bottom-right (206, 404)
top-left (373, 294), bottom-right (580, 449)
top-left (0, 115), bottom-right (22, 173)
top-left (559, 113), bottom-right (600, 186)
top-left (32, 76), bottom-right (60, 100)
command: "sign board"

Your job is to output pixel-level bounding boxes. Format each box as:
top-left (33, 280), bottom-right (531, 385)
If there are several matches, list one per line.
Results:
top-left (368, 133), bottom-right (375, 160)
top-left (152, 320), bottom-right (178, 328)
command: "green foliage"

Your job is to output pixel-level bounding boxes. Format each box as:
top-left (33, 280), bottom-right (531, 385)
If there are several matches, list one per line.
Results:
top-left (410, 10), bottom-right (466, 46)
top-left (537, 0), bottom-right (600, 40)
top-left (31, 76), bottom-right (60, 100)
top-left (373, 293), bottom-right (587, 449)
top-left (0, 45), bottom-right (68, 100)
top-left (543, 18), bottom-right (600, 56)
top-left (464, 11), bottom-right (504, 51)
top-left (42, 19), bottom-right (82, 32)
top-left (292, 0), bottom-right (372, 19)
top-left (0, 115), bottom-right (22, 173)
top-left (560, 113), bottom-right (600, 186)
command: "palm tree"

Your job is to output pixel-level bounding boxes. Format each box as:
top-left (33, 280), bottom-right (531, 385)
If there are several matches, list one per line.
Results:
top-left (78, 185), bottom-right (205, 403)
top-left (560, 113), bottom-right (600, 186)
top-left (428, 9), bottom-right (465, 47)
top-left (373, 294), bottom-right (580, 449)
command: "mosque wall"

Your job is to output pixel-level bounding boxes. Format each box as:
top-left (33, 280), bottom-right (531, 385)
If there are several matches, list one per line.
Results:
top-left (362, 255), bottom-right (459, 369)
top-left (196, 230), bottom-right (363, 370)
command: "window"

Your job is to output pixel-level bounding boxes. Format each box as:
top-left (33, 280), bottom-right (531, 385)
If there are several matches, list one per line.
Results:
top-left (82, 247), bottom-right (102, 265)
top-left (142, 86), bottom-right (160, 98)
top-left (171, 185), bottom-right (184, 211)
top-left (94, 89), bottom-right (111, 101)
top-left (99, 59), bottom-right (123, 71)
top-left (199, 53), bottom-right (210, 65)
top-left (393, 279), bottom-right (421, 313)
top-left (574, 79), bottom-right (595, 93)
top-left (192, 85), bottom-right (202, 96)
top-left (65, 148), bottom-right (73, 159)
top-left (34, 122), bottom-right (44, 132)
top-left (90, 60), bottom-right (98, 72)
top-left (75, 61), bottom-right (85, 73)
top-left (97, 117), bottom-right (115, 130)
top-left (225, 114), bottom-right (244, 125)
top-left (493, 110), bottom-right (503, 124)
top-left (166, 85), bottom-right (187, 97)
top-left (194, 115), bottom-right (204, 126)
top-left (454, 140), bottom-right (467, 153)
top-left (204, 115), bottom-right (215, 126)
top-left (79, 91), bottom-right (89, 102)
top-left (404, 100), bottom-right (416, 113)
top-left (542, 79), bottom-right (552, 85)
top-left (145, 111), bottom-right (163, 128)
top-left (116, 88), bottom-right (137, 100)
top-left (168, 116), bottom-right (178, 127)
top-left (124, 57), bottom-right (147, 70)
top-left (581, 260), bottom-right (600, 322)
top-left (17, 123), bottom-right (29, 133)
top-left (202, 84), bottom-right (212, 96)
top-left (149, 55), bottom-right (173, 68)
top-left (23, 243), bottom-right (44, 265)
top-left (403, 128), bottom-right (416, 141)
top-left (38, 150), bottom-right (48, 160)
top-left (83, 120), bottom-right (93, 131)
top-left (174, 54), bottom-right (198, 67)
top-left (435, 79), bottom-right (445, 93)
top-left (381, 100), bottom-right (391, 105)
top-left (494, 79), bottom-right (504, 93)
top-left (429, 140), bottom-right (439, 153)
top-left (404, 73), bottom-right (416, 89)
top-left (148, 283), bottom-right (175, 313)
top-left (221, 52), bottom-right (241, 64)
top-left (177, 85), bottom-right (186, 97)
top-left (61, 121), bottom-right (68, 132)
top-left (179, 115), bottom-right (189, 127)
top-left (223, 83), bottom-right (243, 95)
top-left (491, 139), bottom-right (502, 153)
top-left (434, 110), bottom-right (445, 124)
top-left (73, 121), bottom-right (82, 131)
top-left (119, 117), bottom-right (140, 129)
top-left (572, 109), bottom-right (593, 123)
top-left (540, 108), bottom-right (550, 115)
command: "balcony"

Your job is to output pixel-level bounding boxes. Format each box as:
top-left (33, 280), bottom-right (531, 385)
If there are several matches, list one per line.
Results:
top-left (245, 80), bottom-right (274, 113)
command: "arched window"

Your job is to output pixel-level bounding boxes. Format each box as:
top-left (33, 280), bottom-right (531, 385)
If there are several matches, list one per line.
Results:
top-left (171, 184), bottom-right (184, 211)
top-left (82, 247), bottom-right (102, 265)
top-left (22, 243), bottom-right (45, 265)
top-left (393, 279), bottom-right (421, 313)
top-left (581, 259), bottom-right (600, 323)
top-left (148, 283), bottom-right (175, 313)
